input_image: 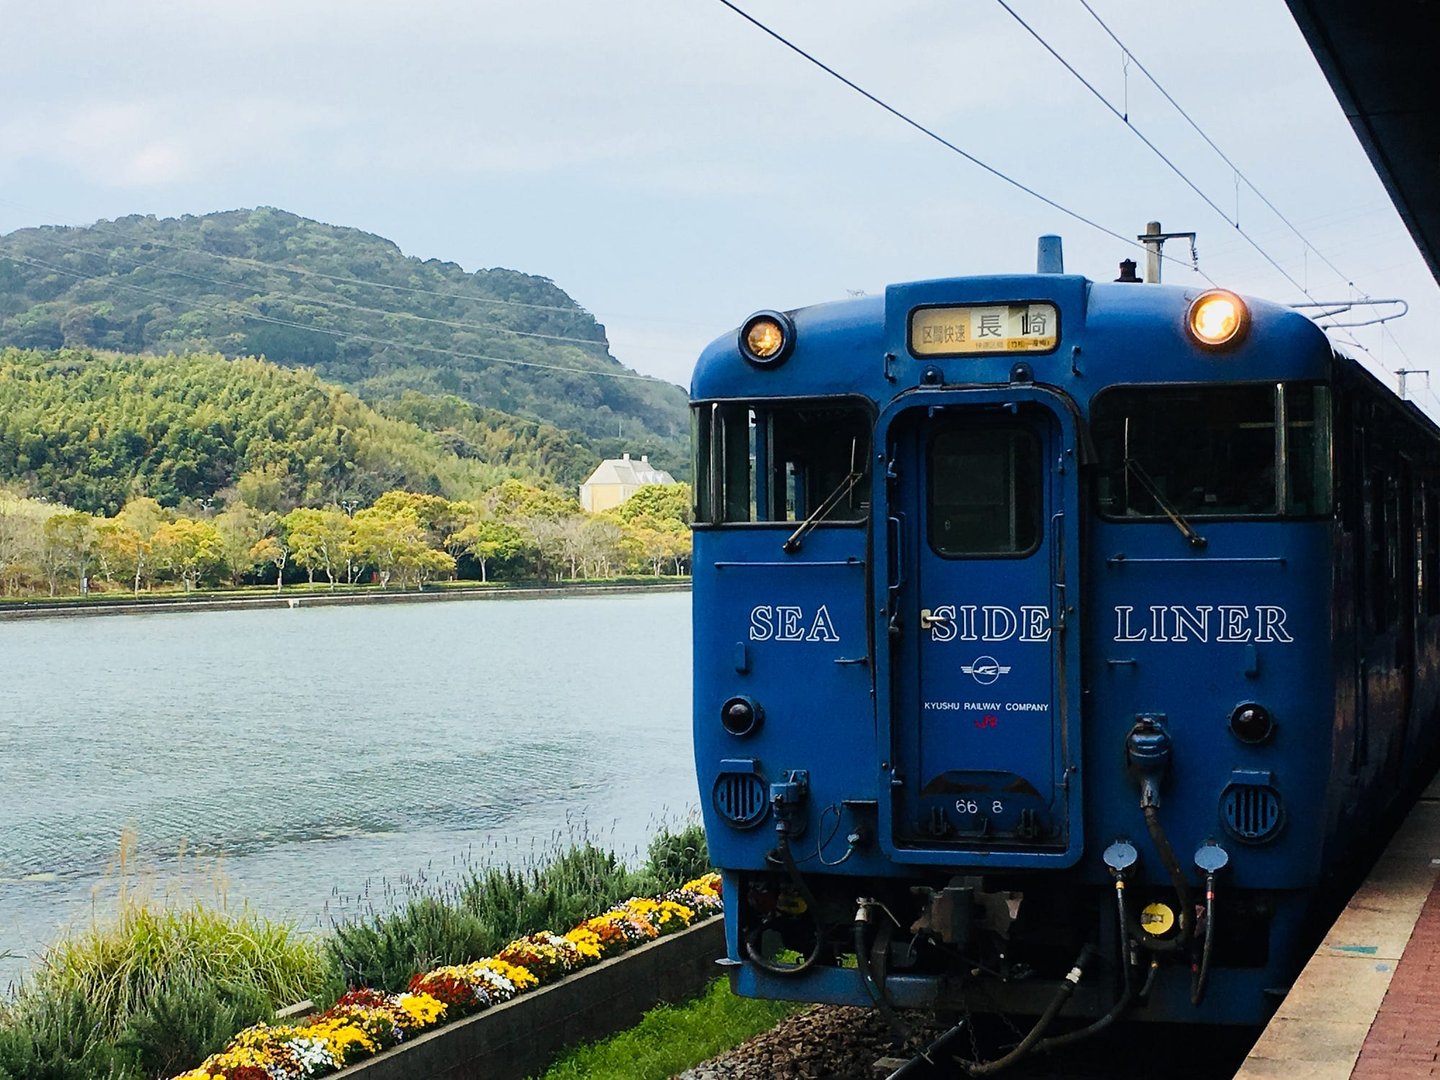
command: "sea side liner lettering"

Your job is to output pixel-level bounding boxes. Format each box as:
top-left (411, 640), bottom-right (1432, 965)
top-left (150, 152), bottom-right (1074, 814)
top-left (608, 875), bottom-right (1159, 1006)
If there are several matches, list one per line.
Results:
top-left (745, 601), bottom-right (1294, 645)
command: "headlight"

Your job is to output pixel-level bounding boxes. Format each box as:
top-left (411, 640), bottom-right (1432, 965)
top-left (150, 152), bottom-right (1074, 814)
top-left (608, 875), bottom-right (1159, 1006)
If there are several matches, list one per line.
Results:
top-left (739, 310), bottom-right (795, 367)
top-left (1186, 290), bottom-right (1249, 349)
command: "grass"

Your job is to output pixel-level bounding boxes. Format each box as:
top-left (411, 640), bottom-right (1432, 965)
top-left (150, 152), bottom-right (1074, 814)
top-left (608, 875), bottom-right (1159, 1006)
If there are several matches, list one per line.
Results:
top-left (536, 978), bottom-right (798, 1080)
top-left (0, 832), bottom-right (331, 1079)
top-left (0, 822), bottom-right (711, 1078)
top-left (327, 823), bottom-right (710, 992)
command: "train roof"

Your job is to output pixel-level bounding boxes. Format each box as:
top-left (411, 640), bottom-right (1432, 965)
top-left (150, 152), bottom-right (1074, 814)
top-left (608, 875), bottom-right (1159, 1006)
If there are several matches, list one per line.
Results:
top-left (691, 274), bottom-right (1336, 406)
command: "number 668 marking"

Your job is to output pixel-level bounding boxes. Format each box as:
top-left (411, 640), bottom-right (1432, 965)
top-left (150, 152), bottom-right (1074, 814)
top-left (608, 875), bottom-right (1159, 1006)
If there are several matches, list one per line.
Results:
top-left (954, 799), bottom-right (1005, 815)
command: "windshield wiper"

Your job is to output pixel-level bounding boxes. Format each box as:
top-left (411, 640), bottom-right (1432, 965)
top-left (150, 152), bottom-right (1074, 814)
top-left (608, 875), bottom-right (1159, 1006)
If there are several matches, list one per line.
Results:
top-left (1123, 457), bottom-right (1207, 549)
top-left (784, 439), bottom-right (863, 554)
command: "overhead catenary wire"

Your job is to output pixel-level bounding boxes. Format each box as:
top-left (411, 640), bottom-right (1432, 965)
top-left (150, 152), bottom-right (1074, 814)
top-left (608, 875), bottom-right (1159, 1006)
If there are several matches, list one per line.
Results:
top-left (992, 0), bottom-right (1397, 373)
top-left (710, 0), bottom-right (1213, 283)
top-left (993, 1), bottom-right (1323, 307)
top-left (3, 252), bottom-right (660, 383)
top-left (1077, 0), bottom-right (1359, 292)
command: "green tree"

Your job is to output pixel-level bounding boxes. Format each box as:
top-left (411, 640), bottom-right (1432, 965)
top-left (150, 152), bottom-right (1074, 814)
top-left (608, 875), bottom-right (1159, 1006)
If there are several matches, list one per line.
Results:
top-left (485, 479), bottom-right (578, 521)
top-left (449, 517), bottom-right (526, 583)
top-left (42, 510), bottom-right (100, 595)
top-left (349, 506), bottom-right (425, 589)
top-left (152, 518), bottom-right (224, 592)
top-left (235, 463), bottom-right (291, 514)
top-left (614, 482), bottom-right (692, 525)
top-left (213, 502), bottom-right (267, 584)
top-left (0, 492), bottom-right (54, 595)
top-left (250, 529), bottom-right (290, 591)
top-left (283, 507), bottom-right (352, 587)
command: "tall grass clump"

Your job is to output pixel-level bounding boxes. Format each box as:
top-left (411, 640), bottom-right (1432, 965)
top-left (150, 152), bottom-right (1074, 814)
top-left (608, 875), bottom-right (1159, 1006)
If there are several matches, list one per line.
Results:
top-left (328, 822), bottom-right (710, 993)
top-left (20, 900), bottom-right (325, 1042)
top-left (0, 833), bottom-right (329, 1079)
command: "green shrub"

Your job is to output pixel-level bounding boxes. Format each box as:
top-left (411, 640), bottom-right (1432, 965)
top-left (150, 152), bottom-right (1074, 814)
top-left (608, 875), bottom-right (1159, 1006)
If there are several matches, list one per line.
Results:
top-left (327, 895), bottom-right (496, 993)
top-left (636, 823), bottom-right (709, 893)
top-left (0, 893), bottom-right (328, 1079)
top-left (115, 981), bottom-right (272, 1079)
top-left (0, 988), bottom-right (131, 1080)
top-left (327, 823), bottom-right (713, 994)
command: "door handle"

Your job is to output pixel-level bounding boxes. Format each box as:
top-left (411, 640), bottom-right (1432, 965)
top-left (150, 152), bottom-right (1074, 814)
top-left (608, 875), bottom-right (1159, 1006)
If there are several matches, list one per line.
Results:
top-left (887, 515), bottom-right (906, 592)
top-left (919, 608), bottom-right (951, 631)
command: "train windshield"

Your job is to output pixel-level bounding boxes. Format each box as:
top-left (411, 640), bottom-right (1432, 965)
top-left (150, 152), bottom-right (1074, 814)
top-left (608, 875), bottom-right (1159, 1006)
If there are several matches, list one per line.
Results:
top-left (692, 400), bottom-right (871, 525)
top-left (1093, 383), bottom-right (1332, 519)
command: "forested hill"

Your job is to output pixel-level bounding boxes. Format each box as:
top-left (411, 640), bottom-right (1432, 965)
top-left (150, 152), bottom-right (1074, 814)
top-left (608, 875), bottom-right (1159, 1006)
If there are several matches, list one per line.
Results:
top-left (0, 208), bottom-right (688, 466)
top-left (0, 346), bottom-right (601, 515)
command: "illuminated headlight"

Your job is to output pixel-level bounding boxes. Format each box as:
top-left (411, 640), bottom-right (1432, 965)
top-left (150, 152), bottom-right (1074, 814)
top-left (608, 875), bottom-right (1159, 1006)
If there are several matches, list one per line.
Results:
top-left (739, 310), bottom-right (795, 367)
top-left (1186, 290), bottom-right (1249, 349)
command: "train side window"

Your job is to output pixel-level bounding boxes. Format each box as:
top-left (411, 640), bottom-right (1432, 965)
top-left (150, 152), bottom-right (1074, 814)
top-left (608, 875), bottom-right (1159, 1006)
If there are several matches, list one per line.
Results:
top-left (1092, 382), bottom-right (1332, 520)
top-left (1284, 384), bottom-right (1333, 516)
top-left (1367, 468), bottom-right (1395, 630)
top-left (692, 400), bottom-right (871, 525)
top-left (929, 426), bottom-right (1042, 557)
top-left (1425, 491), bottom-right (1440, 618)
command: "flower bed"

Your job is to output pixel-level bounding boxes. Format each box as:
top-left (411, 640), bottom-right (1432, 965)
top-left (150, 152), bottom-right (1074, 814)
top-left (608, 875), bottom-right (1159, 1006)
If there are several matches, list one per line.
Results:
top-left (170, 876), bottom-right (722, 1080)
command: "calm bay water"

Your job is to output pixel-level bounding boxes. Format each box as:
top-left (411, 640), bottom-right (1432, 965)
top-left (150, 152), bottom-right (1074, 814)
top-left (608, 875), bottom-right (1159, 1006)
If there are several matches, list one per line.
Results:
top-left (0, 590), bottom-right (695, 986)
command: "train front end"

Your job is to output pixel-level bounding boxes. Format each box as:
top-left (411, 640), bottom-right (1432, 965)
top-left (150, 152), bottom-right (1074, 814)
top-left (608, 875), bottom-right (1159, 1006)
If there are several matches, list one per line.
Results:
top-left (691, 264), bottom-right (1338, 1032)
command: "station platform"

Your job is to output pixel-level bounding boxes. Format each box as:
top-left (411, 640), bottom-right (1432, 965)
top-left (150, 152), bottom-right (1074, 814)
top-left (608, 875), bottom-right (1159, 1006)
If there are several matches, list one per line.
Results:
top-left (1236, 775), bottom-right (1440, 1078)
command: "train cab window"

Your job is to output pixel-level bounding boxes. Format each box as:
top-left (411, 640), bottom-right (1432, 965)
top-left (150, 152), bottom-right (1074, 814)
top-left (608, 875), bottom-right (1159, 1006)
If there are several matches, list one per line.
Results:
top-left (692, 400), bottom-right (871, 525)
top-left (1092, 383), bottom-right (1333, 520)
top-left (929, 426), bottom-right (1042, 557)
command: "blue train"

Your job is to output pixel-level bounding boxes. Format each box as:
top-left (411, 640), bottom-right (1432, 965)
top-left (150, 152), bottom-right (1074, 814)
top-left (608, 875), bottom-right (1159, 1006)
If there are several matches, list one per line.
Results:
top-left (689, 239), bottom-right (1440, 1052)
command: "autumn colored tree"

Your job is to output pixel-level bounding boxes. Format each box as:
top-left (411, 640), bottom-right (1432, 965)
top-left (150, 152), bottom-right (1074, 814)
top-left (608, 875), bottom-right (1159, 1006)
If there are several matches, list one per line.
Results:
top-left (99, 497), bottom-right (168, 595)
top-left (152, 517), bottom-right (224, 592)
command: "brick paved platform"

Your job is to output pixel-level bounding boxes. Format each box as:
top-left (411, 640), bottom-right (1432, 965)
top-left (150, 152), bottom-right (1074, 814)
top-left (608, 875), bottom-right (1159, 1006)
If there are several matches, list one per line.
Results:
top-left (1236, 777), bottom-right (1440, 1079)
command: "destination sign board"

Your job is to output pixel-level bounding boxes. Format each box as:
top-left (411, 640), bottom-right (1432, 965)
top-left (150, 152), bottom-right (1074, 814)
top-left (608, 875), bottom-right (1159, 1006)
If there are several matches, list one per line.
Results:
top-left (909, 302), bottom-right (1059, 356)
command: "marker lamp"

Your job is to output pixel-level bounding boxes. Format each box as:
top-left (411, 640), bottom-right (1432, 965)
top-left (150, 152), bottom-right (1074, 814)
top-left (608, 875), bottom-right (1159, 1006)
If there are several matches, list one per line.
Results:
top-left (740, 310), bottom-right (795, 367)
top-left (1186, 290), bottom-right (1249, 349)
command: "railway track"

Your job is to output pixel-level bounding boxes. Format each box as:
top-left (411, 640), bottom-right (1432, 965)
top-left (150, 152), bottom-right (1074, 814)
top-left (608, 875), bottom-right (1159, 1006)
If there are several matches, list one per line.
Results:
top-left (676, 1005), bottom-right (1257, 1079)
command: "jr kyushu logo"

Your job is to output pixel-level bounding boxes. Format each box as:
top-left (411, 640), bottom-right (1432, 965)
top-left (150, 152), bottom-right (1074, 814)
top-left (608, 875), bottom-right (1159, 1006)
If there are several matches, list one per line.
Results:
top-left (961, 656), bottom-right (1011, 685)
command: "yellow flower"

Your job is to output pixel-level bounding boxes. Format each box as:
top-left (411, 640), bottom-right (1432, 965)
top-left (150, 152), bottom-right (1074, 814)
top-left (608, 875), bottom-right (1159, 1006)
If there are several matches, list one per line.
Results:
top-left (564, 927), bottom-right (604, 959)
top-left (395, 991), bottom-right (447, 1029)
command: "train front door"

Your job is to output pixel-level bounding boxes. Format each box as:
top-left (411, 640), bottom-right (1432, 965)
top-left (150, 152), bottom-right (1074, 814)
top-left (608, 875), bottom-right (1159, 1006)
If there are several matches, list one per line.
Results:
top-left (878, 393), bottom-right (1083, 866)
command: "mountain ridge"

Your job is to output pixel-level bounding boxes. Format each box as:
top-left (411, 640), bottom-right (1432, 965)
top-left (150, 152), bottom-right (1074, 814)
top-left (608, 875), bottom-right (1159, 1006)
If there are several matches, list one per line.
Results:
top-left (0, 207), bottom-right (689, 474)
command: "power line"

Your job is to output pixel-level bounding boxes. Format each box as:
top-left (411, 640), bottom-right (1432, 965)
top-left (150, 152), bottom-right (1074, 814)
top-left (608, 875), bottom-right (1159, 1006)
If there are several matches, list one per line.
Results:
top-left (1077, 0), bottom-right (1358, 291)
top-left (710, 0), bottom-right (1213, 282)
top-left (993, 0), bottom-right (1327, 308)
top-left (3, 252), bottom-right (661, 383)
top-left (992, 0), bottom-right (1402, 379)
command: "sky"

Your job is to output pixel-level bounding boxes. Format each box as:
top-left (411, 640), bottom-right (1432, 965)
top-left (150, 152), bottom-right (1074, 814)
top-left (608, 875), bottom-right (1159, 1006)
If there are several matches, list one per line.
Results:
top-left (1, 0), bottom-right (1436, 410)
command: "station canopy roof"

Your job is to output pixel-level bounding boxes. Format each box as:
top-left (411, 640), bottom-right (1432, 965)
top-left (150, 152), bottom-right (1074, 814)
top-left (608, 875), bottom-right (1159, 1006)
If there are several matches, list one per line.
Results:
top-left (1286, 0), bottom-right (1440, 283)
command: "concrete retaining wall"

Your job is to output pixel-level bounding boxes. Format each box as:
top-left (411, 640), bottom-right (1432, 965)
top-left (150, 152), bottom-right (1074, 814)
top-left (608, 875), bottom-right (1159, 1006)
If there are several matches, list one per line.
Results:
top-left (347, 918), bottom-right (726, 1080)
top-left (0, 581), bottom-right (689, 621)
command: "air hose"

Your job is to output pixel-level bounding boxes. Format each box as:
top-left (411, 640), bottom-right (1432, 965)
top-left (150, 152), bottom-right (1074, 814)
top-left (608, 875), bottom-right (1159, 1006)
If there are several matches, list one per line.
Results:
top-left (1033, 879), bottom-right (1138, 1054)
top-left (854, 901), bottom-right (911, 1046)
top-left (1143, 805), bottom-right (1195, 945)
top-left (1190, 869), bottom-right (1218, 1005)
top-left (744, 831), bottom-right (825, 976)
top-left (955, 945), bottom-right (1097, 1076)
